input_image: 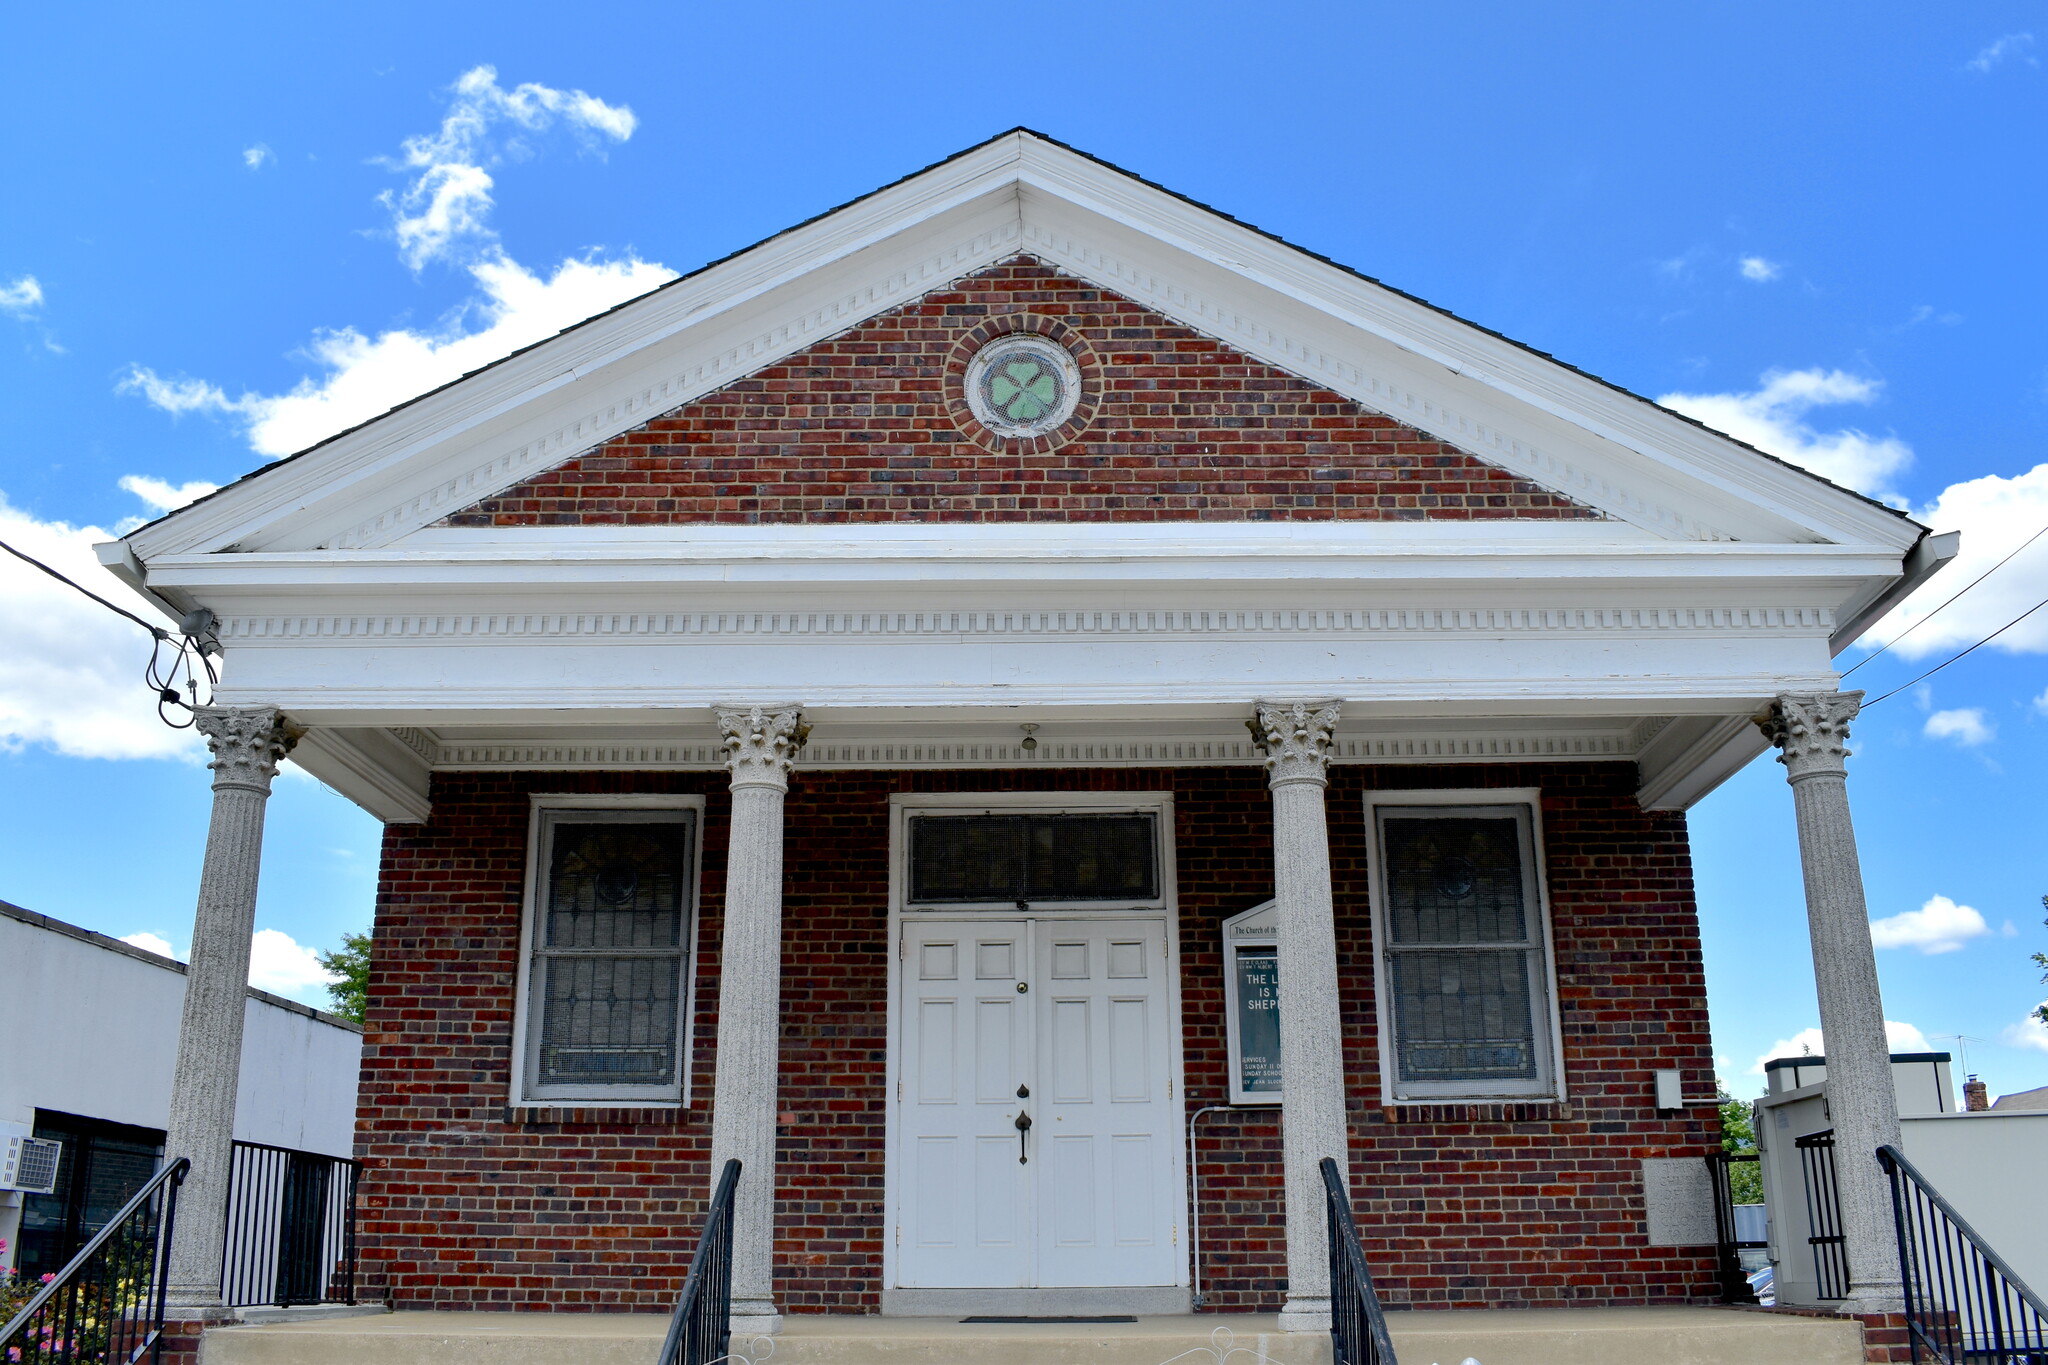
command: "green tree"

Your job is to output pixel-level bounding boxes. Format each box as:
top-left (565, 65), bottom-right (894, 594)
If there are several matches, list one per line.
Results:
top-left (2033, 896), bottom-right (2047, 1029)
top-left (317, 930), bottom-right (372, 1024)
top-left (1717, 1085), bottom-right (1765, 1205)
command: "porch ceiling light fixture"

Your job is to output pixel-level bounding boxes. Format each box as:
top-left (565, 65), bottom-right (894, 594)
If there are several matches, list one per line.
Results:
top-left (1019, 724), bottom-right (1039, 752)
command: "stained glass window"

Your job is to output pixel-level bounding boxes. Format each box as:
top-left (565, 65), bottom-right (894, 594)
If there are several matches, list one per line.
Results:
top-left (523, 810), bottom-right (695, 1100)
top-left (908, 812), bottom-right (1159, 905)
top-left (965, 335), bottom-right (1081, 437)
top-left (1375, 805), bottom-right (1555, 1099)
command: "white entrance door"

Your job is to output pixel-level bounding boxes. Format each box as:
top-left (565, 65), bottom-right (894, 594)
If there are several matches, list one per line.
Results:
top-left (895, 918), bottom-right (1179, 1291)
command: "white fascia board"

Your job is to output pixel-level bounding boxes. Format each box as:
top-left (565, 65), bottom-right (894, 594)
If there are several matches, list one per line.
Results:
top-left (289, 726), bottom-right (432, 824)
top-left (1010, 143), bottom-right (1920, 550)
top-left (139, 536), bottom-right (1908, 597)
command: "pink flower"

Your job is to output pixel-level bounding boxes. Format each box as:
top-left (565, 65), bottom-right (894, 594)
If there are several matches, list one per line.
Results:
top-left (39, 1273), bottom-right (54, 1283)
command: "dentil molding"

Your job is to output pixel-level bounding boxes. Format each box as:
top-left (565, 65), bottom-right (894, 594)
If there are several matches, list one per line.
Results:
top-left (217, 603), bottom-right (1836, 644)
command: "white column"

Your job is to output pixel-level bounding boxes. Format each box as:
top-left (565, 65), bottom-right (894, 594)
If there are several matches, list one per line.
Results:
top-left (1757, 690), bottom-right (1904, 1315)
top-left (165, 705), bottom-right (297, 1310)
top-left (1251, 700), bottom-right (1350, 1332)
top-left (711, 704), bottom-right (806, 1334)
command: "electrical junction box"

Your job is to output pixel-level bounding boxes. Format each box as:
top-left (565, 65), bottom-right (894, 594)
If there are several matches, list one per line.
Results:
top-left (0, 1135), bottom-right (61, 1195)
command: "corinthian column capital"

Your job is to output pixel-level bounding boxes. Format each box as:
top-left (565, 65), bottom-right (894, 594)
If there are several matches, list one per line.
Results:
top-left (717, 704), bottom-right (808, 790)
top-left (194, 705), bottom-right (299, 796)
top-left (1249, 700), bottom-right (1342, 789)
top-left (1756, 690), bottom-right (1863, 780)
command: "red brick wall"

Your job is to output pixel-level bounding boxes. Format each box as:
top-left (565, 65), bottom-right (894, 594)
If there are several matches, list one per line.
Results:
top-left (356, 763), bottom-right (1717, 1314)
top-left (440, 258), bottom-right (1598, 527)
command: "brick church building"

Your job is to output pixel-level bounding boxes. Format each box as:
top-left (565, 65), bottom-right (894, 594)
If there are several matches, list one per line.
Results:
top-left (108, 131), bottom-right (1945, 1340)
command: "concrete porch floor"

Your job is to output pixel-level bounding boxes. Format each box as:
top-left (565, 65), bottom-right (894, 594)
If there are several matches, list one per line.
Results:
top-left (197, 1305), bottom-right (1867, 1365)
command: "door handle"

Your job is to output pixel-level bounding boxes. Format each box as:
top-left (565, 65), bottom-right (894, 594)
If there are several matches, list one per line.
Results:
top-left (1015, 1109), bottom-right (1033, 1164)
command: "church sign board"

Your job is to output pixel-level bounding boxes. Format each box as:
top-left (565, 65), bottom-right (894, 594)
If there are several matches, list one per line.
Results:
top-left (1222, 900), bottom-right (1281, 1105)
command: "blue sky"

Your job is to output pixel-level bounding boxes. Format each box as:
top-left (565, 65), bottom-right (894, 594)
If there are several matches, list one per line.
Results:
top-left (2, 4), bottom-right (2044, 1097)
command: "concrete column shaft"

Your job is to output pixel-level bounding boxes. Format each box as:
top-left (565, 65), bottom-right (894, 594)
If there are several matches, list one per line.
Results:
top-left (709, 781), bottom-right (787, 1327)
top-left (1763, 691), bottom-right (1903, 1315)
top-left (1252, 700), bottom-right (1349, 1334)
top-left (710, 704), bottom-right (804, 1335)
top-left (166, 706), bottom-right (294, 1310)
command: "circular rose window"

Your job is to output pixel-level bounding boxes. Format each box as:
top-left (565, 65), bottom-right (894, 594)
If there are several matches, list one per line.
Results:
top-left (964, 334), bottom-right (1082, 438)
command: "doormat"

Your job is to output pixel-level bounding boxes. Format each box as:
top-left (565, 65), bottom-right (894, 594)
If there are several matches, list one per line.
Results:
top-left (961, 1315), bottom-right (1139, 1324)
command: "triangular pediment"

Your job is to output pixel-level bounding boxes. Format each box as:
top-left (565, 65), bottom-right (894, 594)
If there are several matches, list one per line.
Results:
top-left (434, 258), bottom-right (1605, 531)
top-left (125, 130), bottom-right (1921, 560)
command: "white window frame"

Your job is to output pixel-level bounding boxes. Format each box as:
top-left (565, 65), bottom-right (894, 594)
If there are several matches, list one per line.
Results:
top-left (510, 794), bottom-right (706, 1108)
top-left (1364, 788), bottom-right (1566, 1105)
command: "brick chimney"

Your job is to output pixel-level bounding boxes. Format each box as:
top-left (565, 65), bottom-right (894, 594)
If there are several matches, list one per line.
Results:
top-left (1964, 1074), bottom-right (1990, 1111)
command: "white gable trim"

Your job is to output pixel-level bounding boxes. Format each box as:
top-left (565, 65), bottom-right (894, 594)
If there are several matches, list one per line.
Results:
top-left (125, 132), bottom-right (1920, 564)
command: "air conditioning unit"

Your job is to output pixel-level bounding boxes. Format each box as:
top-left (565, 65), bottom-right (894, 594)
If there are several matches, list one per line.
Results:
top-left (0, 1136), bottom-right (61, 1195)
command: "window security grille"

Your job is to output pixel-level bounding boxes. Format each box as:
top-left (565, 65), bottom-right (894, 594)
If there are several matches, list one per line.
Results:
top-left (908, 812), bottom-right (1159, 904)
top-left (1380, 813), bottom-right (1547, 1092)
top-left (531, 817), bottom-right (692, 1092)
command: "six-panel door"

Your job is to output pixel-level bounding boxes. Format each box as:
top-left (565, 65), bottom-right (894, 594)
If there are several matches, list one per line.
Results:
top-left (894, 918), bottom-right (1179, 1290)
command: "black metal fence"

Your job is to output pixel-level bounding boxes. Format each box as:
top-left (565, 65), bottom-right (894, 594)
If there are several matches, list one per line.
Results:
top-left (1879, 1144), bottom-right (2048, 1364)
top-left (1321, 1157), bottom-right (1399, 1365)
top-left (658, 1158), bottom-right (740, 1365)
top-left (1796, 1129), bottom-right (1850, 1301)
top-left (1706, 1151), bottom-right (1767, 1303)
top-left (221, 1142), bottom-right (360, 1308)
top-left (0, 1156), bottom-right (186, 1365)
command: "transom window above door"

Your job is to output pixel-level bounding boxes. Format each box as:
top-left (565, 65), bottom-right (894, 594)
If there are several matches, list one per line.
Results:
top-left (907, 811), bottom-right (1161, 907)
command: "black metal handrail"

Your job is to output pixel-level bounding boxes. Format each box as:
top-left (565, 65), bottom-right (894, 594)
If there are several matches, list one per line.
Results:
top-left (1706, 1151), bottom-right (1766, 1304)
top-left (1321, 1157), bottom-right (1398, 1365)
top-left (221, 1141), bottom-right (361, 1308)
top-left (658, 1158), bottom-right (740, 1365)
top-left (1879, 1144), bottom-right (2048, 1364)
top-left (1796, 1130), bottom-right (1850, 1301)
top-left (0, 1156), bottom-right (187, 1365)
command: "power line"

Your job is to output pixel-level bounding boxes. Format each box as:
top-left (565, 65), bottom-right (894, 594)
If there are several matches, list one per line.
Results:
top-left (0, 536), bottom-right (168, 637)
top-left (1866, 591), bottom-right (2048, 706)
top-left (1843, 522), bottom-right (2048, 677)
top-left (0, 534), bottom-right (218, 726)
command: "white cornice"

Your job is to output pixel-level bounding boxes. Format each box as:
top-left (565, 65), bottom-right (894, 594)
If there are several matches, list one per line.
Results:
top-left (122, 132), bottom-right (1921, 566)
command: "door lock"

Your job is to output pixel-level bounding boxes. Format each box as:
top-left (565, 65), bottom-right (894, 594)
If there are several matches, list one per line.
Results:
top-left (1016, 981), bottom-right (1028, 993)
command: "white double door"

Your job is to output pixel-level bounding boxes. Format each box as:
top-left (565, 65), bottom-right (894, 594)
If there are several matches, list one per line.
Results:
top-left (894, 916), bottom-right (1181, 1290)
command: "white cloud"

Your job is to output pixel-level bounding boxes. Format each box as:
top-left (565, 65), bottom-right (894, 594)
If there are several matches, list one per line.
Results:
top-left (116, 368), bottom-right (247, 417)
top-left (248, 927), bottom-right (340, 1001)
top-left (0, 490), bottom-right (200, 761)
top-left (123, 253), bottom-right (673, 458)
top-left (1658, 369), bottom-right (1913, 502)
top-left (1738, 256), bottom-right (1781, 282)
top-left (120, 931), bottom-right (178, 960)
top-left (2035, 687), bottom-right (2048, 715)
top-left (1751, 1020), bottom-right (1932, 1073)
top-left (1866, 463), bottom-right (2048, 658)
top-left (243, 143), bottom-right (274, 170)
top-left (2007, 1005), bottom-right (2048, 1054)
top-left (1, 275), bottom-right (44, 316)
top-left (121, 67), bottom-right (671, 463)
top-left (381, 65), bottom-right (637, 271)
top-left (118, 475), bottom-right (220, 514)
top-left (1870, 894), bottom-right (1991, 954)
top-left (1967, 33), bottom-right (2037, 73)
top-left (1923, 708), bottom-right (1995, 747)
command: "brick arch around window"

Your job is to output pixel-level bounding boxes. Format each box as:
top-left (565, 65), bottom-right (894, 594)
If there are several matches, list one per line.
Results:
top-left (439, 258), bottom-right (1605, 528)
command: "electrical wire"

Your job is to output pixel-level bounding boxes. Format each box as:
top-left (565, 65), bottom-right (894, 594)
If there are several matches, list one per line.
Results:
top-left (0, 534), bottom-right (218, 726)
top-left (1843, 522), bottom-right (2048, 677)
top-left (1865, 591), bottom-right (2048, 707)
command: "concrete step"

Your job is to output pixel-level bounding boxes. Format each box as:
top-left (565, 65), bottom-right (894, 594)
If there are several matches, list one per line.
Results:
top-left (199, 1305), bottom-right (1866, 1365)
